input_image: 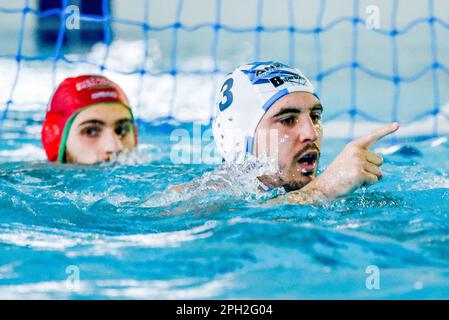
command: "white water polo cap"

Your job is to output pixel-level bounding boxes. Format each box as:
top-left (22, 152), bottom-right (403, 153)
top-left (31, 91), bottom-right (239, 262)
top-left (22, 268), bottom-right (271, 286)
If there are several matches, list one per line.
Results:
top-left (212, 61), bottom-right (317, 163)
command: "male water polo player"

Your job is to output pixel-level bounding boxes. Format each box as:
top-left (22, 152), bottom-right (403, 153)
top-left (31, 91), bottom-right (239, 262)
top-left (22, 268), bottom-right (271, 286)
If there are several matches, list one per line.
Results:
top-left (212, 61), bottom-right (399, 203)
top-left (41, 75), bottom-right (138, 164)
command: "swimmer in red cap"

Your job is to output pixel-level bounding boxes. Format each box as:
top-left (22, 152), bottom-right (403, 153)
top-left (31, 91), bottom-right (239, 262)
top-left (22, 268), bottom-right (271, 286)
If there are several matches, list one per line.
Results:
top-left (41, 75), bottom-right (138, 164)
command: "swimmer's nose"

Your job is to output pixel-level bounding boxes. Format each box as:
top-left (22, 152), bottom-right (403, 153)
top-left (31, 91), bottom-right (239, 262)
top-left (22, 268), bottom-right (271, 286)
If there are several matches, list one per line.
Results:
top-left (297, 115), bottom-right (319, 143)
top-left (101, 130), bottom-right (123, 161)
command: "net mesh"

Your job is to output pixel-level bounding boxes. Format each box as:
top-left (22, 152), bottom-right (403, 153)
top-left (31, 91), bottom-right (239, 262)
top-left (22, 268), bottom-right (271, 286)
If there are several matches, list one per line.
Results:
top-left (0, 0), bottom-right (448, 139)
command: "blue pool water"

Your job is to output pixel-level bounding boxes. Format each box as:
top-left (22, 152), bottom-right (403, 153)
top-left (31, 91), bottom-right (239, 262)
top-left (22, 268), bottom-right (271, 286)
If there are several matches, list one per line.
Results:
top-left (0, 124), bottom-right (448, 299)
top-left (1, 0), bottom-right (449, 300)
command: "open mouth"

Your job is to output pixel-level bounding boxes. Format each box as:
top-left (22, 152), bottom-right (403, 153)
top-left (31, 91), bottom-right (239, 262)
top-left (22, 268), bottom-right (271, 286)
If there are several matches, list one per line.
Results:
top-left (296, 151), bottom-right (319, 175)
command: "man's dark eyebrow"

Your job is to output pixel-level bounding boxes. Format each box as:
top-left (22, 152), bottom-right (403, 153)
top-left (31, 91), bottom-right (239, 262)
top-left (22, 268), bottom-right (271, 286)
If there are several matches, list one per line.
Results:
top-left (116, 118), bottom-right (133, 125)
top-left (272, 108), bottom-right (301, 118)
top-left (312, 104), bottom-right (324, 112)
top-left (78, 118), bottom-right (132, 127)
top-left (273, 104), bottom-right (323, 118)
top-left (78, 119), bottom-right (105, 127)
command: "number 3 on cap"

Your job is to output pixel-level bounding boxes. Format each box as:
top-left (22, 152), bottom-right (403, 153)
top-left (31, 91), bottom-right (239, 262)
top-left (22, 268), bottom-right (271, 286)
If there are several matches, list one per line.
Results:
top-left (218, 78), bottom-right (234, 111)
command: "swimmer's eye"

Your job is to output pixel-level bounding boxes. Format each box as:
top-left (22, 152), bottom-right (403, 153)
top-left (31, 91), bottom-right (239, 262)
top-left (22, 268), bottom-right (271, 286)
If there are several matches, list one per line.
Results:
top-left (81, 126), bottom-right (101, 138)
top-left (311, 112), bottom-right (322, 123)
top-left (115, 122), bottom-right (132, 137)
top-left (280, 116), bottom-right (297, 126)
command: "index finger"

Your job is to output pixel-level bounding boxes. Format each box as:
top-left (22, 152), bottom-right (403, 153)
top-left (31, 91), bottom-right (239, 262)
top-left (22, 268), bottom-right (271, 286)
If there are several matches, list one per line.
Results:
top-left (353, 123), bottom-right (400, 148)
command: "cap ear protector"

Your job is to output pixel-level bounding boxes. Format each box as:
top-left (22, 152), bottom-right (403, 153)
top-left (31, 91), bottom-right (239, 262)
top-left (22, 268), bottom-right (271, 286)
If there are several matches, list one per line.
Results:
top-left (212, 61), bottom-right (318, 163)
top-left (41, 75), bottom-right (137, 163)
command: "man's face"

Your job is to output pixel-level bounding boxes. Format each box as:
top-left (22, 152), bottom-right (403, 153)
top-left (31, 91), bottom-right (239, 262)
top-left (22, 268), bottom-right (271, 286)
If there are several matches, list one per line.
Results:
top-left (65, 103), bottom-right (136, 164)
top-left (253, 92), bottom-right (323, 191)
